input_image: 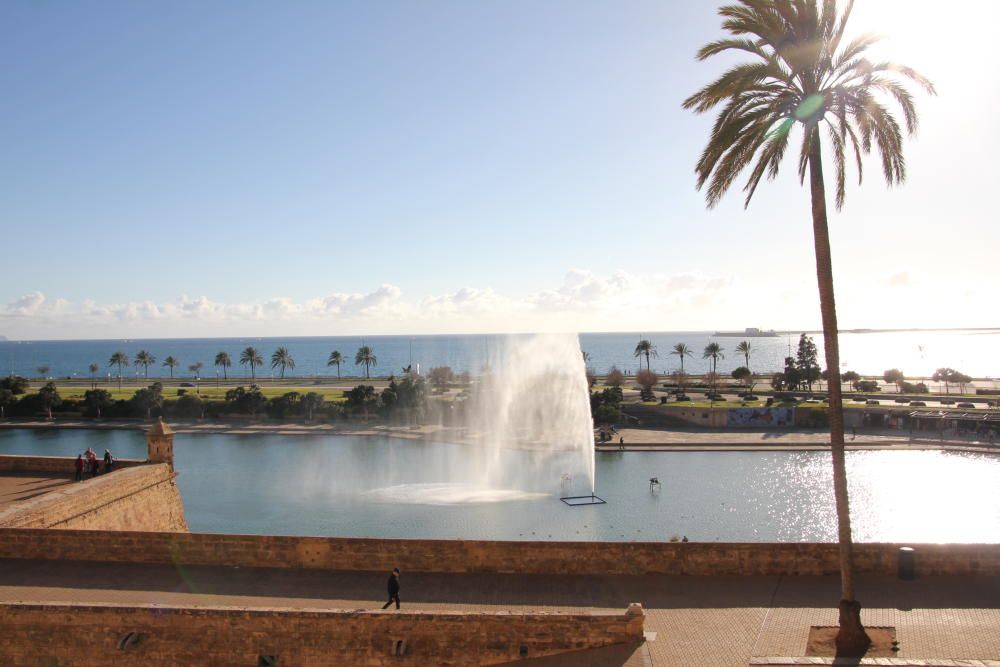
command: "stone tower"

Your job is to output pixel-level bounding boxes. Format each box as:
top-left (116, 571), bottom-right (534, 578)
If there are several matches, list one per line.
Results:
top-left (146, 417), bottom-right (175, 469)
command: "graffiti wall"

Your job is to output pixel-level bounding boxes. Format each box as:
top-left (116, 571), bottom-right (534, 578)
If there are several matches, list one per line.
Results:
top-left (727, 407), bottom-right (794, 428)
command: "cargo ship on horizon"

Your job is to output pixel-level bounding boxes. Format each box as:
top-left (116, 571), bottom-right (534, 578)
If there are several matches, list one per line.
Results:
top-left (713, 327), bottom-right (778, 337)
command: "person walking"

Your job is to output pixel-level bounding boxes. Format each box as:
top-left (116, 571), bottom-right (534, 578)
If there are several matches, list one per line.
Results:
top-left (74, 454), bottom-right (84, 482)
top-left (103, 449), bottom-right (114, 473)
top-left (619, 436), bottom-right (625, 451)
top-left (381, 568), bottom-right (401, 610)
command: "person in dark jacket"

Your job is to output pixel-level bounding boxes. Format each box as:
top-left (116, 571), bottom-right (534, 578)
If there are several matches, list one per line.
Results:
top-left (381, 568), bottom-right (401, 609)
top-left (74, 454), bottom-right (84, 482)
top-left (103, 449), bottom-right (114, 473)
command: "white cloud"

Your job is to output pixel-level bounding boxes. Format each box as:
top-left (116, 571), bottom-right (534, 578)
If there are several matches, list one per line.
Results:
top-left (0, 268), bottom-right (796, 338)
top-left (5, 292), bottom-right (46, 316)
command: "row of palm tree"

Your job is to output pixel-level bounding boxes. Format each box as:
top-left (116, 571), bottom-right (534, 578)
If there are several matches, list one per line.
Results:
top-left (631, 340), bottom-right (754, 373)
top-left (102, 345), bottom-right (380, 383)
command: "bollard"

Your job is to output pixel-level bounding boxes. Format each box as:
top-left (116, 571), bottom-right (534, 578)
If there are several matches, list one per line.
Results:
top-left (898, 546), bottom-right (915, 580)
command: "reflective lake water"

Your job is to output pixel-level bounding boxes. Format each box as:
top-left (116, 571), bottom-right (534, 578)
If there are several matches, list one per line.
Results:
top-left (2, 429), bottom-right (998, 543)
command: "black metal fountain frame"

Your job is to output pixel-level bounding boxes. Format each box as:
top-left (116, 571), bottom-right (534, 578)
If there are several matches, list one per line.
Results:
top-left (559, 494), bottom-right (606, 506)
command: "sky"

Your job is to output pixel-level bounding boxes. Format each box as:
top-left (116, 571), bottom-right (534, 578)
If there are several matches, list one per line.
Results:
top-left (1, 0), bottom-right (997, 340)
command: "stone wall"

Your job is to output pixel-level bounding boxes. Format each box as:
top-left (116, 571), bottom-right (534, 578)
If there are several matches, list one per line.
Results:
top-left (1, 528), bottom-right (997, 576)
top-left (0, 601), bottom-right (644, 667)
top-left (0, 464), bottom-right (187, 532)
top-left (0, 454), bottom-right (144, 473)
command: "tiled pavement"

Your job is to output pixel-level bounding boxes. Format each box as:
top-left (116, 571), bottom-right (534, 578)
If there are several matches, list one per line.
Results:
top-left (1, 560), bottom-right (998, 665)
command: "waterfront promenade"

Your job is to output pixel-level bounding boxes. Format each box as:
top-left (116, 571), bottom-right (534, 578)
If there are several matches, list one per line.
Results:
top-left (1, 559), bottom-right (998, 665)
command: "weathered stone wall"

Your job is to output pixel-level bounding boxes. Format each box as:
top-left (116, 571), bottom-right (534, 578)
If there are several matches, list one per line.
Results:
top-left (1, 528), bottom-right (996, 576)
top-left (0, 601), bottom-right (644, 667)
top-left (0, 465), bottom-right (187, 532)
top-left (0, 454), bottom-right (144, 473)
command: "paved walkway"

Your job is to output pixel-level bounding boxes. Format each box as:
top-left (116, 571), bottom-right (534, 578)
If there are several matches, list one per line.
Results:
top-left (0, 473), bottom-right (72, 511)
top-left (1, 559), bottom-right (998, 665)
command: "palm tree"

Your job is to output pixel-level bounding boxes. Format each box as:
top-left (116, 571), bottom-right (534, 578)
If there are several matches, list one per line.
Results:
top-left (327, 350), bottom-right (344, 378)
top-left (108, 352), bottom-right (129, 390)
top-left (271, 347), bottom-right (296, 379)
top-left (703, 342), bottom-right (725, 374)
top-left (633, 339), bottom-right (657, 371)
top-left (355, 345), bottom-right (377, 379)
top-left (88, 362), bottom-right (99, 388)
top-left (134, 350), bottom-right (156, 378)
top-left (162, 356), bottom-right (179, 378)
top-left (214, 352), bottom-right (231, 380)
top-left (735, 341), bottom-right (753, 370)
top-left (189, 362), bottom-right (204, 378)
top-left (240, 346), bottom-right (263, 381)
top-left (684, 1), bottom-right (933, 654)
top-left (670, 343), bottom-right (693, 372)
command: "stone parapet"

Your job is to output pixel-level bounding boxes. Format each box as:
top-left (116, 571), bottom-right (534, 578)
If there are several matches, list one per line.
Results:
top-left (0, 601), bottom-right (643, 666)
top-left (0, 529), bottom-right (996, 576)
top-left (0, 464), bottom-right (187, 532)
top-left (0, 455), bottom-right (144, 474)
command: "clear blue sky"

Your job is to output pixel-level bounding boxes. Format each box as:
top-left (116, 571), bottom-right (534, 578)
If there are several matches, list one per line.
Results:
top-left (1, 1), bottom-right (997, 338)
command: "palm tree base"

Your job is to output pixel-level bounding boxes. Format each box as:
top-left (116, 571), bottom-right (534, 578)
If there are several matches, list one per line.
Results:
top-left (835, 599), bottom-right (870, 657)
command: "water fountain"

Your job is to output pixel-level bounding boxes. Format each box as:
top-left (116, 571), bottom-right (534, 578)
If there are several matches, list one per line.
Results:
top-left (363, 333), bottom-right (599, 505)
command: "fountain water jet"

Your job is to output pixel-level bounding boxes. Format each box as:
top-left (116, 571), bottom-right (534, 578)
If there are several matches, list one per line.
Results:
top-left (365, 333), bottom-right (597, 504)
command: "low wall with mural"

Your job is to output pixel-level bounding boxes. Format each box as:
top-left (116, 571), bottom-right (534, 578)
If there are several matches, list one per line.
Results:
top-left (0, 464), bottom-right (187, 532)
top-left (1, 528), bottom-right (996, 577)
top-left (0, 601), bottom-right (644, 667)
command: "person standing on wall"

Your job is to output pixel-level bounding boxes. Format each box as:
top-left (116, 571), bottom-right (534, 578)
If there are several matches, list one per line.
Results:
top-left (74, 454), bottom-right (84, 482)
top-left (104, 449), bottom-right (114, 473)
top-left (381, 568), bottom-right (401, 610)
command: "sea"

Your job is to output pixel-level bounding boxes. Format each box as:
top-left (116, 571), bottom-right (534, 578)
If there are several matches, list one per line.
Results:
top-left (1, 329), bottom-right (998, 380)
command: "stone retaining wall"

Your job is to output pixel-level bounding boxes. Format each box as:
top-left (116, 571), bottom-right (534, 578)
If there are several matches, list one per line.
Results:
top-left (0, 528), bottom-right (996, 576)
top-left (0, 601), bottom-right (644, 666)
top-left (0, 465), bottom-right (187, 532)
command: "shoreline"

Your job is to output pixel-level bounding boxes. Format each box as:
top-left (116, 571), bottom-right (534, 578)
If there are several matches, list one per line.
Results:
top-left (2, 419), bottom-right (997, 455)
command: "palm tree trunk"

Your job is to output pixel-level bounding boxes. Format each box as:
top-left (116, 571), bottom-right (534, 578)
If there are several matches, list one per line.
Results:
top-left (808, 132), bottom-right (869, 656)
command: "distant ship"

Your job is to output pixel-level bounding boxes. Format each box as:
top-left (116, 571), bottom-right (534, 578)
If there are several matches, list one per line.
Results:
top-left (713, 327), bottom-right (779, 337)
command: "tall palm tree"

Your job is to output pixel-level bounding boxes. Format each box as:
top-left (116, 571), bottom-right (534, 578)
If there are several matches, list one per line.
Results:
top-left (327, 350), bottom-right (344, 378)
top-left (240, 347), bottom-right (263, 381)
top-left (88, 362), bottom-right (99, 388)
top-left (271, 347), bottom-right (296, 379)
top-left (189, 362), bottom-right (203, 378)
top-left (633, 339), bottom-right (657, 371)
top-left (214, 352), bottom-right (231, 380)
top-left (702, 342), bottom-right (725, 374)
top-left (670, 343), bottom-right (693, 372)
top-left (735, 341), bottom-right (753, 370)
top-left (684, 1), bottom-right (933, 654)
top-left (162, 356), bottom-right (179, 378)
top-left (355, 345), bottom-right (377, 379)
top-left (108, 352), bottom-right (129, 390)
top-left (134, 350), bottom-right (156, 378)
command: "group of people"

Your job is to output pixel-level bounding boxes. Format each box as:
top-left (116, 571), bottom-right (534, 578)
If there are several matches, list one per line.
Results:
top-left (74, 448), bottom-right (114, 481)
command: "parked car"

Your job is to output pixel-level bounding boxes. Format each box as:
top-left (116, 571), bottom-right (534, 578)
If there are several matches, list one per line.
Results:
top-left (957, 402), bottom-right (976, 409)
top-left (865, 399), bottom-right (880, 406)
top-left (179, 382), bottom-right (196, 387)
top-left (909, 401), bottom-right (926, 407)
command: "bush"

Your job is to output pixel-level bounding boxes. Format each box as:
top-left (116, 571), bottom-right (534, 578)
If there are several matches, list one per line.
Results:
top-left (173, 394), bottom-right (204, 418)
top-left (593, 403), bottom-right (620, 425)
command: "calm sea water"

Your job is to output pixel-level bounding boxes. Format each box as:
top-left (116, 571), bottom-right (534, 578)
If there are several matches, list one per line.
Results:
top-left (1, 329), bottom-right (998, 379)
top-left (2, 429), bottom-right (998, 543)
